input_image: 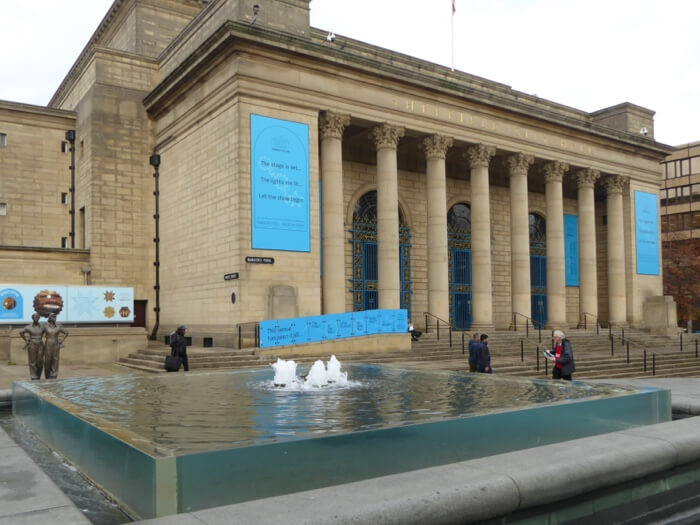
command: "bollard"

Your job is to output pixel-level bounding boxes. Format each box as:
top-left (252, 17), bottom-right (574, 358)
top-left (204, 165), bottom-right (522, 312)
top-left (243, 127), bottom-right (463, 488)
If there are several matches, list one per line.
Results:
top-left (653, 354), bottom-right (656, 376)
top-left (521, 340), bottom-right (524, 362)
top-left (461, 332), bottom-right (465, 355)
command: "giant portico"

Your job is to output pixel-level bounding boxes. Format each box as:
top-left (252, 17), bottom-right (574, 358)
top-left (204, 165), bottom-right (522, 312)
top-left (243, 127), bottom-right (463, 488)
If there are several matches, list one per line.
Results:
top-left (0, 0), bottom-right (673, 348)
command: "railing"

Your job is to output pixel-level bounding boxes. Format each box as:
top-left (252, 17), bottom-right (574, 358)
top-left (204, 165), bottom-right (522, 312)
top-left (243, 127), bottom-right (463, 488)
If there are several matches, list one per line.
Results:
top-left (579, 311), bottom-right (600, 335)
top-left (423, 312), bottom-right (453, 347)
top-left (511, 312), bottom-right (543, 343)
top-left (236, 321), bottom-right (259, 349)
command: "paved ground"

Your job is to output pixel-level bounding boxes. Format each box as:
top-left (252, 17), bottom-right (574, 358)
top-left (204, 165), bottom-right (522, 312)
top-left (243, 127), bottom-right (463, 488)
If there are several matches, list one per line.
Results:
top-left (1, 363), bottom-right (699, 523)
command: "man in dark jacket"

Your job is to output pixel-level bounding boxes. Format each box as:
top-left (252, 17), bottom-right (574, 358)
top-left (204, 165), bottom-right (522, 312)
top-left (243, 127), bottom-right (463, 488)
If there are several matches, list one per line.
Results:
top-left (546, 329), bottom-right (575, 380)
top-left (467, 332), bottom-right (480, 372)
top-left (476, 333), bottom-right (492, 374)
top-left (170, 325), bottom-right (189, 371)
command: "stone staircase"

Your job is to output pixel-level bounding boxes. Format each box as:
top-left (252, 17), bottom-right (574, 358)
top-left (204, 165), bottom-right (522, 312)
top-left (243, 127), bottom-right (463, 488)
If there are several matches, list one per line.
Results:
top-left (118, 328), bottom-right (700, 380)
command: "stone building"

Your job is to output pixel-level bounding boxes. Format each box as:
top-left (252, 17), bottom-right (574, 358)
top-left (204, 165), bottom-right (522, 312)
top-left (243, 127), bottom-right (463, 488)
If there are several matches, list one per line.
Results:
top-left (0, 0), bottom-right (675, 348)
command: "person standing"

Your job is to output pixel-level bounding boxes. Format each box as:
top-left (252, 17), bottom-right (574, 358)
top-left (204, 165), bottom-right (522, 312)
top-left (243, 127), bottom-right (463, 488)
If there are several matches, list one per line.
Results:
top-left (170, 325), bottom-right (189, 371)
top-left (545, 329), bottom-right (575, 380)
top-left (476, 333), bottom-right (492, 374)
top-left (468, 332), bottom-right (480, 372)
top-left (44, 313), bottom-right (68, 379)
top-left (19, 313), bottom-right (45, 380)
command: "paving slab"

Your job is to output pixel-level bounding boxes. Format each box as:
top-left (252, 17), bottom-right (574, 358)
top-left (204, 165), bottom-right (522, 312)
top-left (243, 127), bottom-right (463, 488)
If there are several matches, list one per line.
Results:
top-left (0, 426), bottom-right (89, 523)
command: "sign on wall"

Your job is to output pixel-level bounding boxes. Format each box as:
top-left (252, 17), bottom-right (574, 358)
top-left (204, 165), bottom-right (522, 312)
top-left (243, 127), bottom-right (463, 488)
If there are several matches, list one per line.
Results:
top-left (250, 114), bottom-right (310, 252)
top-left (634, 191), bottom-right (660, 275)
top-left (564, 214), bottom-right (579, 286)
top-left (0, 285), bottom-right (134, 324)
top-left (259, 309), bottom-right (408, 348)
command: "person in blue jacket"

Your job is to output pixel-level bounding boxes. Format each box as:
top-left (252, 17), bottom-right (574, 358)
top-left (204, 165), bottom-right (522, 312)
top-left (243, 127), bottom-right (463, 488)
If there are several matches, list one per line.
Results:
top-left (476, 333), bottom-right (492, 374)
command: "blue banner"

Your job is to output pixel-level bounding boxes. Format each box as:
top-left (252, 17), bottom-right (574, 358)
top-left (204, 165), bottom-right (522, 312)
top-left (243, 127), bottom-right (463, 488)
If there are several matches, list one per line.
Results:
top-left (250, 114), bottom-right (310, 252)
top-left (634, 191), bottom-right (659, 275)
top-left (564, 214), bottom-right (579, 286)
top-left (259, 309), bottom-right (409, 348)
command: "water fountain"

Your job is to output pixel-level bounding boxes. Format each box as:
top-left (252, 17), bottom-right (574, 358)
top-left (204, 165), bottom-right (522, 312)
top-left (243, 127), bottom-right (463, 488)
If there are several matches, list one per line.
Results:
top-left (11, 358), bottom-right (671, 520)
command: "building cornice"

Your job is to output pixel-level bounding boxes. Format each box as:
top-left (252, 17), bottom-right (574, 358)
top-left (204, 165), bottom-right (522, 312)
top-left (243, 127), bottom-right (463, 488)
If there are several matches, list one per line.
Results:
top-left (144, 21), bottom-right (672, 157)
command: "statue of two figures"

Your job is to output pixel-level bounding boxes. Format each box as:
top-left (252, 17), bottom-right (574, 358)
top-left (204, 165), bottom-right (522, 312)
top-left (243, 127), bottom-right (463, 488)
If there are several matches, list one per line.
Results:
top-left (19, 313), bottom-right (68, 380)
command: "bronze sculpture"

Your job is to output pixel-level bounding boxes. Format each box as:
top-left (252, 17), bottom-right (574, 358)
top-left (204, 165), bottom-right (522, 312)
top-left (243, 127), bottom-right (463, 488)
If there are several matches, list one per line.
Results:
top-left (44, 313), bottom-right (68, 379)
top-left (19, 313), bottom-right (46, 380)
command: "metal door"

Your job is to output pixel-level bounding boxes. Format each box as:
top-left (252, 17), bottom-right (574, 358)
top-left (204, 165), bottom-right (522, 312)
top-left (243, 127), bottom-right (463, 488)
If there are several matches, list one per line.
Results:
top-left (450, 248), bottom-right (472, 329)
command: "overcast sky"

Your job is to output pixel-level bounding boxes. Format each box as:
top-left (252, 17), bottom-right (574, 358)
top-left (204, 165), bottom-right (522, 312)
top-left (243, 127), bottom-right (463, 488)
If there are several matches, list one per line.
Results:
top-left (1, 0), bottom-right (697, 146)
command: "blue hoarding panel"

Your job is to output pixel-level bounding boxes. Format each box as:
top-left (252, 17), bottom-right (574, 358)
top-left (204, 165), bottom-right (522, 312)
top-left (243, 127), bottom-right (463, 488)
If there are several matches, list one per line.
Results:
top-left (365, 310), bottom-right (380, 335)
top-left (564, 214), bottom-right (579, 286)
top-left (352, 311), bottom-right (367, 336)
top-left (250, 114), bottom-right (310, 252)
top-left (635, 191), bottom-right (659, 275)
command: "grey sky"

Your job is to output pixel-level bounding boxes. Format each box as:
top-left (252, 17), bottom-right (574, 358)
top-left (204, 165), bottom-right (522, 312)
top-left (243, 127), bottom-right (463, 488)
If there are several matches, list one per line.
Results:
top-left (1, 0), bottom-right (697, 146)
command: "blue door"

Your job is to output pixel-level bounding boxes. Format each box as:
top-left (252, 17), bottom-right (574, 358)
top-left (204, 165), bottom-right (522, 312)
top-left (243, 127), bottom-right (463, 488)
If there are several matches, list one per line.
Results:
top-left (451, 249), bottom-right (472, 329)
top-left (530, 255), bottom-right (547, 328)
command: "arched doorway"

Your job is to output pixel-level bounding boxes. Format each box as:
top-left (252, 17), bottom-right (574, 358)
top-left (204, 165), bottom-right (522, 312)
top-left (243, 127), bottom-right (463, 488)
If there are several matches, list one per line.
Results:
top-left (529, 212), bottom-right (547, 328)
top-left (448, 203), bottom-right (472, 330)
top-left (350, 191), bottom-right (412, 314)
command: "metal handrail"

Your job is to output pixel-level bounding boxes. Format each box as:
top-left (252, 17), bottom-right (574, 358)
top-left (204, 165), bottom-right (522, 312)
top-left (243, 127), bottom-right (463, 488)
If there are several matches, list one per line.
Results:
top-left (579, 311), bottom-right (600, 335)
top-left (423, 312), bottom-right (453, 346)
top-left (511, 312), bottom-right (543, 343)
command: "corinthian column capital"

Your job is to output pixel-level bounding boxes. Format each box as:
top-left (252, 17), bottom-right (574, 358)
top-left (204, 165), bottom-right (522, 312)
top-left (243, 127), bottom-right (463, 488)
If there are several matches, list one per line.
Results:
top-left (543, 161), bottom-right (569, 183)
top-left (464, 143), bottom-right (496, 169)
top-left (421, 134), bottom-right (453, 160)
top-left (319, 111), bottom-right (351, 140)
top-left (603, 174), bottom-right (628, 195)
top-left (505, 153), bottom-right (534, 177)
top-left (574, 168), bottom-right (601, 189)
top-left (370, 123), bottom-right (405, 150)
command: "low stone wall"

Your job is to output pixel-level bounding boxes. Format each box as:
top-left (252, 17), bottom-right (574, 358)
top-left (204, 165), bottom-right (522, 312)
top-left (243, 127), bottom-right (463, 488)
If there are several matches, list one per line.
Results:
top-left (9, 326), bottom-right (147, 365)
top-left (257, 332), bottom-right (411, 358)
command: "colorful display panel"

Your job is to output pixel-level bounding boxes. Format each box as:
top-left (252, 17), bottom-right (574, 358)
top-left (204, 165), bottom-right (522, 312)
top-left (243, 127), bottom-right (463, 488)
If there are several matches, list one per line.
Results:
top-left (0, 285), bottom-right (134, 323)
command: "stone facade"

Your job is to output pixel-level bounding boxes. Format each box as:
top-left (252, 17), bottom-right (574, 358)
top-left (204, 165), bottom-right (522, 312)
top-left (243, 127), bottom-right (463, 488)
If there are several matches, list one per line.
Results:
top-left (0, 0), bottom-right (674, 352)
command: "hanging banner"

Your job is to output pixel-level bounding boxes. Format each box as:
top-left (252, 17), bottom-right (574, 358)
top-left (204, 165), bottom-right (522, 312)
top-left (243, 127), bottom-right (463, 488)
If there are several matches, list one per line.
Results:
top-left (0, 285), bottom-right (134, 324)
top-left (634, 191), bottom-right (660, 275)
top-left (564, 214), bottom-right (579, 286)
top-left (250, 114), bottom-right (310, 252)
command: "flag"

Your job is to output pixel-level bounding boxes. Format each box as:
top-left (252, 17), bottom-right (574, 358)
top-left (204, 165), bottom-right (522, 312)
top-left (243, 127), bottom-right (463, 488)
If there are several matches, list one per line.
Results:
top-left (452, 0), bottom-right (456, 14)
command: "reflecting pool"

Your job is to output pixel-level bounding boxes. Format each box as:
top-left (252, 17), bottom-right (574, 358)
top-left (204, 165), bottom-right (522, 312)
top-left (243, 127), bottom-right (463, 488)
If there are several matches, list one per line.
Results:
top-left (12, 364), bottom-right (671, 519)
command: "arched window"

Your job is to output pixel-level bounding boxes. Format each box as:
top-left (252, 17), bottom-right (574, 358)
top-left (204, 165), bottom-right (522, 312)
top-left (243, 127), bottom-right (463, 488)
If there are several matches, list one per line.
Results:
top-left (350, 191), bottom-right (412, 313)
top-left (529, 213), bottom-right (546, 255)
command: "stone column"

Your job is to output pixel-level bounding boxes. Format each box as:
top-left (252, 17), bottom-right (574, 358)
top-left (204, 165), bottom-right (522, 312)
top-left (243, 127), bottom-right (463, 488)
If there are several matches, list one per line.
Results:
top-left (319, 111), bottom-right (351, 314)
top-left (465, 144), bottom-right (496, 330)
top-left (604, 175), bottom-right (628, 326)
top-left (543, 161), bottom-right (569, 329)
top-left (574, 168), bottom-right (600, 323)
top-left (506, 153), bottom-right (534, 325)
top-left (370, 123), bottom-right (405, 310)
top-left (421, 134), bottom-right (453, 322)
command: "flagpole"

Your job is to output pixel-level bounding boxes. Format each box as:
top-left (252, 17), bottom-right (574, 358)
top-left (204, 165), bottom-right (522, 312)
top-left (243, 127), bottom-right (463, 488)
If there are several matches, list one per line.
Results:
top-left (451, 0), bottom-right (455, 71)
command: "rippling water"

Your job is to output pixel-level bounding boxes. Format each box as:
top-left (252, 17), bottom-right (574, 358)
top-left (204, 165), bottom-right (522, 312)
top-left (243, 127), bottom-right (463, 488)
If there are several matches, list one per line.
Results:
top-left (25, 364), bottom-right (635, 455)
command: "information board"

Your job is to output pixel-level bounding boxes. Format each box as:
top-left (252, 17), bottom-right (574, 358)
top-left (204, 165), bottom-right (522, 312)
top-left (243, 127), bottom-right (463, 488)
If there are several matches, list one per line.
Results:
top-left (250, 114), bottom-right (310, 252)
top-left (0, 285), bottom-right (134, 323)
top-left (634, 191), bottom-right (660, 275)
top-left (259, 309), bottom-right (409, 348)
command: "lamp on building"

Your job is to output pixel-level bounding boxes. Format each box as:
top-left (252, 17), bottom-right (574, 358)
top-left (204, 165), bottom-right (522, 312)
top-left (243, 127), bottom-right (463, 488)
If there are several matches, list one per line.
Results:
top-left (149, 154), bottom-right (161, 167)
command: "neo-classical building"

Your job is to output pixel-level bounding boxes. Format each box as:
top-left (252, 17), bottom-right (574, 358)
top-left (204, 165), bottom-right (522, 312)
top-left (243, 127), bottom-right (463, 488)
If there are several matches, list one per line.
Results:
top-left (0, 0), bottom-right (676, 347)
